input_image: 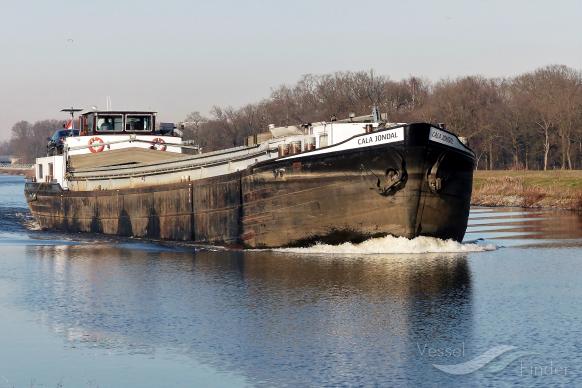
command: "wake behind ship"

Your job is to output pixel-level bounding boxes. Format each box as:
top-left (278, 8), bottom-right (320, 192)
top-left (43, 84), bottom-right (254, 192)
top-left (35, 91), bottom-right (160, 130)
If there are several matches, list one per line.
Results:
top-left (25, 108), bottom-right (475, 248)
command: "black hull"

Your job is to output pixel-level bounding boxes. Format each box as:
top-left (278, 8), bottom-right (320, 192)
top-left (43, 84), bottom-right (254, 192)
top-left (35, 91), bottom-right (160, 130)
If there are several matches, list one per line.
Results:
top-left (25, 123), bottom-right (475, 248)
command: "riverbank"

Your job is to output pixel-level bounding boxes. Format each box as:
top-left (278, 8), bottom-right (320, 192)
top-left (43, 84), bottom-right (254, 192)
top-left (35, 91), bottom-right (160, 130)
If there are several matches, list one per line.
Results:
top-left (4, 169), bottom-right (581, 210)
top-left (472, 170), bottom-right (582, 210)
top-left (0, 168), bottom-right (33, 176)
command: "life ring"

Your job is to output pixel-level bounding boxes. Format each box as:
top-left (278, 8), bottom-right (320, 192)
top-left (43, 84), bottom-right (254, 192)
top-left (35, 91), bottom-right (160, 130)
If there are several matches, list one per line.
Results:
top-left (151, 137), bottom-right (166, 151)
top-left (88, 137), bottom-right (105, 153)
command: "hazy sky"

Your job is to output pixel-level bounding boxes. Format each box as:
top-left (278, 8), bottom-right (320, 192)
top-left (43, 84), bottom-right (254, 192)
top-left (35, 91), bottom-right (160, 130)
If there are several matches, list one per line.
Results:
top-left (1, 0), bottom-right (581, 140)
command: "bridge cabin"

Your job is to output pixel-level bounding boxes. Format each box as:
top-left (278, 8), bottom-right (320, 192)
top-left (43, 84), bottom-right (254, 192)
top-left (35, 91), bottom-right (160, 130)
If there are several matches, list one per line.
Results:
top-left (34, 110), bottom-right (184, 188)
top-left (79, 111), bottom-right (157, 136)
top-left (65, 110), bottom-right (183, 157)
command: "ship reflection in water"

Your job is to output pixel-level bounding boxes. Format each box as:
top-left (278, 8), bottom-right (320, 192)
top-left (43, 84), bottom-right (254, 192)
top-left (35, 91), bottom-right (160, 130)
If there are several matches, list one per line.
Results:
top-left (19, 244), bottom-right (473, 386)
top-left (2, 176), bottom-right (582, 386)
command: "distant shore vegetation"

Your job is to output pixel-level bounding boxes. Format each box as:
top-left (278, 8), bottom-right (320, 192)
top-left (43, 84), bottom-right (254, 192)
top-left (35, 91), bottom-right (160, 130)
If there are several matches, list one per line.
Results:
top-left (2, 64), bottom-right (582, 170)
top-left (472, 170), bottom-right (582, 210)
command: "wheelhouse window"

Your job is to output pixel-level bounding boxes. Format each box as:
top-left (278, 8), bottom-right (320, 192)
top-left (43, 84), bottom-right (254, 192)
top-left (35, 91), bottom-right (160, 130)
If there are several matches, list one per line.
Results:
top-left (126, 115), bottom-right (152, 131)
top-left (96, 115), bottom-right (123, 132)
top-left (85, 114), bottom-right (94, 133)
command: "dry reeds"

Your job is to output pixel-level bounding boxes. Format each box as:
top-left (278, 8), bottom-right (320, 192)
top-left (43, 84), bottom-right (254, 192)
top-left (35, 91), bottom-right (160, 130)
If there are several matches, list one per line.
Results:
top-left (472, 175), bottom-right (582, 210)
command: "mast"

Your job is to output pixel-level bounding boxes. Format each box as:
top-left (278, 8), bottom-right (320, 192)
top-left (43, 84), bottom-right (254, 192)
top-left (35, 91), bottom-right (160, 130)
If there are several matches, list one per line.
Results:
top-left (60, 107), bottom-right (83, 134)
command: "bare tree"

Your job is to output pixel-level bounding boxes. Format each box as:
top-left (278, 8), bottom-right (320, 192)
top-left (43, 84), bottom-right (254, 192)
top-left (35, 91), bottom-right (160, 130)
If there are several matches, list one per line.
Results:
top-left (11, 65), bottom-right (582, 167)
top-left (183, 111), bottom-right (207, 144)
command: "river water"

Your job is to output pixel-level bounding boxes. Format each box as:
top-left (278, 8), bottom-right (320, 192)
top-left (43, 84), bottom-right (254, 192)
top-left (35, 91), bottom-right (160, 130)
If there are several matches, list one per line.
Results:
top-left (1, 175), bottom-right (581, 387)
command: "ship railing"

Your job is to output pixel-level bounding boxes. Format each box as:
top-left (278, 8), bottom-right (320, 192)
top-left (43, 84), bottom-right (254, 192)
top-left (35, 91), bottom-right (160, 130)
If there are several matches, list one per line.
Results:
top-left (64, 134), bottom-right (318, 180)
top-left (68, 146), bottom-right (279, 180)
top-left (66, 137), bottom-right (264, 159)
top-left (69, 141), bottom-right (275, 171)
top-left (66, 137), bottom-right (197, 152)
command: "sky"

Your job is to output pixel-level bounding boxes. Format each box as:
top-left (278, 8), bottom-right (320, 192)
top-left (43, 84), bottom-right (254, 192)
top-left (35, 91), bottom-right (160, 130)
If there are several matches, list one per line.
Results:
top-left (1, 0), bottom-right (581, 140)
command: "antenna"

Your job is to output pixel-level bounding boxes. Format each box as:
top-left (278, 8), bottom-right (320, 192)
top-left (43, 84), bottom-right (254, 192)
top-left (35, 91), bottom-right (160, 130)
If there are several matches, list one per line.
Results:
top-left (106, 96), bottom-right (112, 110)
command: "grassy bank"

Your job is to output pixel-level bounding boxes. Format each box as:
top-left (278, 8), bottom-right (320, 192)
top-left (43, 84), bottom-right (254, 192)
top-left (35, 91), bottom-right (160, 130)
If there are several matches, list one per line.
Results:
top-left (472, 170), bottom-right (582, 210)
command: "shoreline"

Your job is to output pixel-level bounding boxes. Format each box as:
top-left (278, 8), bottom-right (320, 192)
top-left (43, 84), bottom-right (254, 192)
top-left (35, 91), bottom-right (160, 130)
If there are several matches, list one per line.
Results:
top-left (4, 169), bottom-right (581, 211)
top-left (471, 170), bottom-right (582, 211)
top-left (0, 169), bottom-right (32, 176)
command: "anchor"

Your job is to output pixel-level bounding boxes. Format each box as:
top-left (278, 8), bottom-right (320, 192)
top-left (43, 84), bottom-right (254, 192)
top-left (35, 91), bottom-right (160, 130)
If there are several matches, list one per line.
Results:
top-left (427, 152), bottom-right (447, 193)
top-left (360, 152), bottom-right (407, 196)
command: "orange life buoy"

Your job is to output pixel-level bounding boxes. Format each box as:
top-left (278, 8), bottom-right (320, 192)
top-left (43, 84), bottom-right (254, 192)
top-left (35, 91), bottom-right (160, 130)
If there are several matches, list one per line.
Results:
top-left (88, 137), bottom-right (105, 153)
top-left (151, 137), bottom-right (166, 151)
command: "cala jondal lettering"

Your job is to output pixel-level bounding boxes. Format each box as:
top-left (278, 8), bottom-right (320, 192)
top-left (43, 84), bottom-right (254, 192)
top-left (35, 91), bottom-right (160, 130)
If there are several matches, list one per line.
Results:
top-left (357, 132), bottom-right (399, 145)
top-left (431, 130), bottom-right (455, 145)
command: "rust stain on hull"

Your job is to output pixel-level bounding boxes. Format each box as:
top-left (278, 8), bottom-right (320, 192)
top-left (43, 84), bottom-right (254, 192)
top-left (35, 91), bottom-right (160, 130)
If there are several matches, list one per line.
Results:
top-left (25, 125), bottom-right (475, 248)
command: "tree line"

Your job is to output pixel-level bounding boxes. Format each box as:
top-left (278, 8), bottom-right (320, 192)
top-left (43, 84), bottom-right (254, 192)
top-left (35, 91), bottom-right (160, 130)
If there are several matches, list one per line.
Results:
top-left (0, 120), bottom-right (61, 163)
top-left (4, 64), bottom-right (582, 169)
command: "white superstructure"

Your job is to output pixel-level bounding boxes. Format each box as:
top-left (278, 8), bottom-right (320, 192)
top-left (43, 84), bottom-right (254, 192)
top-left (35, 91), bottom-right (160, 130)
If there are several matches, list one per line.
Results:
top-left (34, 111), bottom-right (412, 191)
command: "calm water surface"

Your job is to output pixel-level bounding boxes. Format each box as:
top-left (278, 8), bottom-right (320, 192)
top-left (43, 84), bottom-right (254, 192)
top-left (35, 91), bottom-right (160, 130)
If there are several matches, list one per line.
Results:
top-left (1, 175), bottom-right (582, 387)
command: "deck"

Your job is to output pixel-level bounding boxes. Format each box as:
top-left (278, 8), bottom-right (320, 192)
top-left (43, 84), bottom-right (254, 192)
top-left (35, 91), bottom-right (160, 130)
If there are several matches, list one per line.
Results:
top-left (69, 148), bottom-right (188, 170)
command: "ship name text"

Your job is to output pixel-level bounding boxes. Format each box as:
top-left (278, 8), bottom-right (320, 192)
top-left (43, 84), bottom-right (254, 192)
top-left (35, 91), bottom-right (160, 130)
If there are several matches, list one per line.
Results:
top-left (429, 127), bottom-right (469, 153)
top-left (358, 132), bottom-right (399, 145)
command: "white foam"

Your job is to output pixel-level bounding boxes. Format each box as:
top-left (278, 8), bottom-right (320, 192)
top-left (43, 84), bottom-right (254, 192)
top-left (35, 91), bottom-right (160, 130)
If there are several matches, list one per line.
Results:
top-left (275, 235), bottom-right (497, 255)
top-left (18, 212), bottom-right (41, 231)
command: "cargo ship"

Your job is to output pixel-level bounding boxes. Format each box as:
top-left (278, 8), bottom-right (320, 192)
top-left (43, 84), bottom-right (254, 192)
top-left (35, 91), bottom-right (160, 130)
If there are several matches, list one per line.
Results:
top-left (24, 108), bottom-right (475, 248)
